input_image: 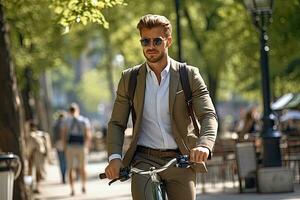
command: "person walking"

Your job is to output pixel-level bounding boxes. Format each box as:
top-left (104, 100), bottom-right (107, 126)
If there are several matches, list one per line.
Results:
top-left (62, 103), bottom-right (91, 196)
top-left (237, 106), bottom-right (260, 141)
top-left (53, 111), bottom-right (67, 184)
top-left (104, 14), bottom-right (218, 200)
top-left (27, 121), bottom-right (52, 193)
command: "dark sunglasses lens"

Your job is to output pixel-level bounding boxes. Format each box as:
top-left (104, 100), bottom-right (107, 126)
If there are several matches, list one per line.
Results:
top-left (153, 38), bottom-right (163, 46)
top-left (140, 38), bottom-right (150, 46)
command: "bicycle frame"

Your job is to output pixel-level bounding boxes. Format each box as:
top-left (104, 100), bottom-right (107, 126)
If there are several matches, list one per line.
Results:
top-left (151, 176), bottom-right (166, 200)
top-left (147, 167), bottom-right (166, 200)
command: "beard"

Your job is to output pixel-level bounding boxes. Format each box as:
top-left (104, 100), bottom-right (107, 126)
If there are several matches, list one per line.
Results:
top-left (143, 50), bottom-right (165, 63)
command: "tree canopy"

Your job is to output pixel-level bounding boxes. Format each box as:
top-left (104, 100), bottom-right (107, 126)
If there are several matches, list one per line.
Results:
top-left (2, 0), bottom-right (299, 115)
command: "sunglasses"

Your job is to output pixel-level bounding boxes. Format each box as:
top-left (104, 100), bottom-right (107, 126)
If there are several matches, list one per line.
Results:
top-left (140, 37), bottom-right (165, 47)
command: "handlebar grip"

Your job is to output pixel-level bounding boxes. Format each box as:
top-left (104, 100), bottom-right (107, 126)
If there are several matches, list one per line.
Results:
top-left (99, 173), bottom-right (107, 179)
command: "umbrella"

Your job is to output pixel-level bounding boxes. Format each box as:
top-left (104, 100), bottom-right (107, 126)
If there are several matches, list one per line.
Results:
top-left (272, 93), bottom-right (300, 111)
top-left (280, 110), bottom-right (300, 122)
top-left (271, 93), bottom-right (294, 111)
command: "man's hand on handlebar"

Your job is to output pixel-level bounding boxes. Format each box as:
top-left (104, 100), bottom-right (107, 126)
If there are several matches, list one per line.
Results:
top-left (189, 146), bottom-right (209, 163)
top-left (105, 159), bottom-right (122, 179)
top-left (100, 155), bottom-right (202, 185)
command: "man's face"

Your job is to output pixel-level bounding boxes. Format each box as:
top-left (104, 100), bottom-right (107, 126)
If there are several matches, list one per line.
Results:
top-left (140, 26), bottom-right (172, 63)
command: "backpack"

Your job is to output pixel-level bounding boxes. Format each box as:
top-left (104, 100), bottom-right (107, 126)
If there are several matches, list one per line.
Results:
top-left (128, 63), bottom-right (200, 136)
top-left (67, 118), bottom-right (85, 145)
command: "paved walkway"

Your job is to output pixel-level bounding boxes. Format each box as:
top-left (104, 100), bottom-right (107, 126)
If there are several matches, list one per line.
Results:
top-left (33, 151), bottom-right (300, 200)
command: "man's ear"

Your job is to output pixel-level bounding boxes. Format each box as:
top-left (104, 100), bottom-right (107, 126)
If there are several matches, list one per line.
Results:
top-left (166, 37), bottom-right (172, 48)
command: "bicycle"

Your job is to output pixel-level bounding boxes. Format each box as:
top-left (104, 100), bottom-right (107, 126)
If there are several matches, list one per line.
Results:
top-left (99, 155), bottom-right (194, 200)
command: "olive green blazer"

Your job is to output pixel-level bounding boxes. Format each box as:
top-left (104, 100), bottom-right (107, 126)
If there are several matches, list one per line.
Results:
top-left (107, 58), bottom-right (218, 170)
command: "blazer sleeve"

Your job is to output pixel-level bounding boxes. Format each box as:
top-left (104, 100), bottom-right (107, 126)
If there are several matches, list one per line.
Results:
top-left (189, 67), bottom-right (218, 153)
top-left (107, 70), bottom-right (131, 157)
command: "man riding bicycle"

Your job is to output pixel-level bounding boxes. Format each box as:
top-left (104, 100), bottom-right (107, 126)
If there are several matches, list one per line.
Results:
top-left (105, 14), bottom-right (218, 200)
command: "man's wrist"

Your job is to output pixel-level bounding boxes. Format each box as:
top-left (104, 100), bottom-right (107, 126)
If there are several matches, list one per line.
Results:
top-left (108, 154), bottom-right (122, 162)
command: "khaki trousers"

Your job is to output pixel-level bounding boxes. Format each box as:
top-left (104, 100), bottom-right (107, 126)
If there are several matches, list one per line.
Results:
top-left (131, 152), bottom-right (196, 200)
top-left (66, 145), bottom-right (87, 171)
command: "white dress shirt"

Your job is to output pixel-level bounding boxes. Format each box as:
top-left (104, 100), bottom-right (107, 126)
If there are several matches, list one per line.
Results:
top-left (137, 59), bottom-right (177, 149)
top-left (109, 58), bottom-right (177, 161)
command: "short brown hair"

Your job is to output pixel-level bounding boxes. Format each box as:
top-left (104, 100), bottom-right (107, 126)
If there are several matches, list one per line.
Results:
top-left (137, 14), bottom-right (172, 37)
top-left (69, 102), bottom-right (79, 113)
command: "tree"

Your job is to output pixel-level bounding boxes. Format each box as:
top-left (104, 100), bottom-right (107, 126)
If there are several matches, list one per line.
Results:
top-left (269, 0), bottom-right (300, 97)
top-left (68, 0), bottom-right (300, 110)
top-left (0, 4), bottom-right (27, 199)
top-left (0, 1), bottom-right (126, 199)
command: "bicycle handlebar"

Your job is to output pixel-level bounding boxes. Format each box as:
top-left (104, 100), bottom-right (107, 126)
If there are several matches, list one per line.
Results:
top-left (99, 155), bottom-right (191, 185)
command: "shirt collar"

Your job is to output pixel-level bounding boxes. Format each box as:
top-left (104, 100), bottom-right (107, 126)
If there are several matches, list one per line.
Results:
top-left (146, 57), bottom-right (170, 76)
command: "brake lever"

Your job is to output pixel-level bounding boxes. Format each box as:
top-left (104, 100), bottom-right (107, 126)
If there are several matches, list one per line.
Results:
top-left (176, 155), bottom-right (191, 168)
top-left (119, 167), bottom-right (131, 182)
top-left (108, 178), bottom-right (119, 185)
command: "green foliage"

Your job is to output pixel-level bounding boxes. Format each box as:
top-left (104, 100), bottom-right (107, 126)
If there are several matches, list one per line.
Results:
top-left (51, 0), bottom-right (126, 32)
top-left (76, 0), bottom-right (300, 103)
top-left (1, 0), bottom-right (299, 113)
top-left (51, 63), bottom-right (75, 92)
top-left (1, 0), bottom-right (65, 91)
top-left (76, 67), bottom-right (122, 112)
top-left (77, 69), bottom-right (109, 111)
top-left (269, 0), bottom-right (300, 97)
top-left (1, 0), bottom-right (125, 91)
top-left (183, 0), bottom-right (299, 101)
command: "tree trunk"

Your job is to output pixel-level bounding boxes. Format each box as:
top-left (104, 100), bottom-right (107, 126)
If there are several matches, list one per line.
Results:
top-left (21, 67), bottom-right (35, 121)
top-left (68, 44), bottom-right (90, 108)
top-left (207, 72), bottom-right (218, 109)
top-left (0, 5), bottom-right (28, 200)
top-left (183, 5), bottom-right (219, 107)
top-left (35, 70), bottom-right (53, 133)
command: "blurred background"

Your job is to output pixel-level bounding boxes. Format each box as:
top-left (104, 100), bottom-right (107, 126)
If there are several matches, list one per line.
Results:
top-left (0, 0), bottom-right (299, 199)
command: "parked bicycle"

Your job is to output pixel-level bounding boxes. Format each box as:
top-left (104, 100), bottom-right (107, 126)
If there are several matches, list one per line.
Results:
top-left (99, 155), bottom-right (196, 200)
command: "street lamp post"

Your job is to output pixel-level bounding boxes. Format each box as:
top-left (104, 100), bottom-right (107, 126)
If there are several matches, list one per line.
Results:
top-left (175, 0), bottom-right (183, 62)
top-left (243, 0), bottom-right (282, 167)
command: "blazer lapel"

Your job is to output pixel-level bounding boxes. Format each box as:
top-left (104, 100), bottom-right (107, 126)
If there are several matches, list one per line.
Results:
top-left (133, 63), bottom-right (147, 137)
top-left (169, 59), bottom-right (180, 116)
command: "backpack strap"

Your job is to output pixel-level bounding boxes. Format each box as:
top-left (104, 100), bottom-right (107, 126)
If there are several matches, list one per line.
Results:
top-left (128, 66), bottom-right (140, 126)
top-left (179, 63), bottom-right (200, 137)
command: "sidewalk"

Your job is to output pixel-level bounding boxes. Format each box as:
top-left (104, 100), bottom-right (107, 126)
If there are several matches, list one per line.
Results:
top-left (34, 151), bottom-right (300, 200)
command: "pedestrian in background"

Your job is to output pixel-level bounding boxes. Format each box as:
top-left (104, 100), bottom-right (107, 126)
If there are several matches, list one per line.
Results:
top-left (53, 111), bottom-right (67, 184)
top-left (27, 121), bottom-right (52, 193)
top-left (237, 106), bottom-right (260, 141)
top-left (62, 103), bottom-right (91, 196)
